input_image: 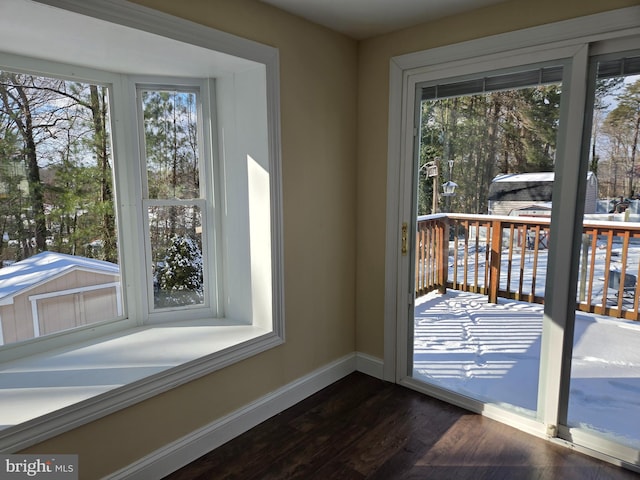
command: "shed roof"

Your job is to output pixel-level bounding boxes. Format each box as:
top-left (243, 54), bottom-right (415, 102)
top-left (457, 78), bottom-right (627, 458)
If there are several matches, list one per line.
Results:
top-left (492, 172), bottom-right (555, 183)
top-left (492, 171), bottom-right (596, 183)
top-left (0, 251), bottom-right (119, 303)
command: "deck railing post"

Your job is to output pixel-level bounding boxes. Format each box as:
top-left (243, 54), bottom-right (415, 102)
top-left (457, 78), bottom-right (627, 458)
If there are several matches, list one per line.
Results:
top-left (578, 234), bottom-right (589, 303)
top-left (438, 216), bottom-right (449, 294)
top-left (489, 219), bottom-right (502, 304)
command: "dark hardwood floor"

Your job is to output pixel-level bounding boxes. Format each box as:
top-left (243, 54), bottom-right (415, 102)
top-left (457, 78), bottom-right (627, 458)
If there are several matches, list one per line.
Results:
top-left (164, 372), bottom-right (639, 479)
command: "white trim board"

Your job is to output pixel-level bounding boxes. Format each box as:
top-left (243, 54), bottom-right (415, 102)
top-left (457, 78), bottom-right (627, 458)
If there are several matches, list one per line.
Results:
top-left (107, 353), bottom-right (383, 479)
top-left (0, 325), bottom-right (281, 451)
top-left (393, 6), bottom-right (640, 72)
top-left (355, 352), bottom-right (384, 379)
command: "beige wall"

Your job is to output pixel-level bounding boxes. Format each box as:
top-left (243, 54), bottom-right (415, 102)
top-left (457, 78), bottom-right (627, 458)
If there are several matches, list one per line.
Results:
top-left (354, 0), bottom-right (640, 359)
top-left (20, 1), bottom-right (358, 478)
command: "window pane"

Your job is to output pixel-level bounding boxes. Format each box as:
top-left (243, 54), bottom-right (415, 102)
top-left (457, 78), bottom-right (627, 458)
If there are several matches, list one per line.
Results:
top-left (141, 90), bottom-right (200, 200)
top-left (413, 65), bottom-right (563, 417)
top-left (148, 204), bottom-right (204, 309)
top-left (0, 71), bottom-right (121, 345)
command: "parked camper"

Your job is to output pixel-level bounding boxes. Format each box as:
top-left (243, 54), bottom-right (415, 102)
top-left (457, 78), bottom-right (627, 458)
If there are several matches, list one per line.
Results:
top-left (487, 171), bottom-right (597, 216)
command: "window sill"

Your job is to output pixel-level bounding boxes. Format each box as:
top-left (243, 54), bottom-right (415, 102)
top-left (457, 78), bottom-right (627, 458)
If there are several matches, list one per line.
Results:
top-left (0, 320), bottom-right (282, 451)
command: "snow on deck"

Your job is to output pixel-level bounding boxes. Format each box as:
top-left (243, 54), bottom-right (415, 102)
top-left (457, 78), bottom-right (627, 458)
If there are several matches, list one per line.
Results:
top-left (413, 290), bottom-right (640, 449)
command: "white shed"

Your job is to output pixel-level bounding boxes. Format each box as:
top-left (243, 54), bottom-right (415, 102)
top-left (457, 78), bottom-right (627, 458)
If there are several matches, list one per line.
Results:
top-left (0, 252), bottom-right (121, 345)
top-left (488, 171), bottom-right (598, 216)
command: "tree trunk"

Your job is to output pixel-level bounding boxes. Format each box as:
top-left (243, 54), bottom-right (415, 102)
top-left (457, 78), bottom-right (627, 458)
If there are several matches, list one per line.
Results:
top-left (90, 85), bottom-right (117, 263)
top-left (14, 83), bottom-right (47, 253)
top-left (629, 113), bottom-right (640, 197)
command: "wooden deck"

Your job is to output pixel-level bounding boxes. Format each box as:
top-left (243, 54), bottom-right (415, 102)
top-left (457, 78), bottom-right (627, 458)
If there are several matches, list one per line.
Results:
top-left (163, 372), bottom-right (638, 479)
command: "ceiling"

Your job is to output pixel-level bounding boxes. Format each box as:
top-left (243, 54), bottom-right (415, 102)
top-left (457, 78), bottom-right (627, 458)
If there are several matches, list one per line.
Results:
top-left (259, 0), bottom-right (508, 40)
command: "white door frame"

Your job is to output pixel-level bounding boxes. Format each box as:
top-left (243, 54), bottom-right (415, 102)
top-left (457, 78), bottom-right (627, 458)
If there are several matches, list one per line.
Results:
top-left (383, 4), bottom-right (640, 466)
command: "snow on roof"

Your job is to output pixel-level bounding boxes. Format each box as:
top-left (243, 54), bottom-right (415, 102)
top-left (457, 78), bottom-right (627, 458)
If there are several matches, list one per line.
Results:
top-left (492, 171), bottom-right (596, 183)
top-left (492, 172), bottom-right (554, 183)
top-left (513, 202), bottom-right (553, 210)
top-left (0, 251), bottom-right (119, 303)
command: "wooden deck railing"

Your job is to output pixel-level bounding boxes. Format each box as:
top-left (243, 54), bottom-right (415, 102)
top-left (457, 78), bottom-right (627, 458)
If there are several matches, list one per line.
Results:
top-left (416, 214), bottom-right (640, 321)
top-left (415, 215), bottom-right (449, 297)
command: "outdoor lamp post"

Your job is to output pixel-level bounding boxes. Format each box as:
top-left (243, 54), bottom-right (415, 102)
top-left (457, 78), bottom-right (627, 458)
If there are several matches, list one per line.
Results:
top-left (442, 180), bottom-right (457, 196)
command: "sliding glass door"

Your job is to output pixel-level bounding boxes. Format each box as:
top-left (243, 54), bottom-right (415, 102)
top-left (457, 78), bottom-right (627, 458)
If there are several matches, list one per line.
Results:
top-left (398, 33), bottom-right (640, 471)
top-left (411, 62), bottom-right (563, 417)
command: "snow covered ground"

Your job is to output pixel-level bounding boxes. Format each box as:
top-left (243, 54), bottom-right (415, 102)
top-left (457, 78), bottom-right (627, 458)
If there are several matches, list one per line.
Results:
top-left (413, 290), bottom-right (640, 450)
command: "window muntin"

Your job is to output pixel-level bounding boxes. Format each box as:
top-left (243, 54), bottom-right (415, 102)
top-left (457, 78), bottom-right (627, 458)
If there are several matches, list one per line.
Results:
top-left (0, 69), bottom-right (123, 346)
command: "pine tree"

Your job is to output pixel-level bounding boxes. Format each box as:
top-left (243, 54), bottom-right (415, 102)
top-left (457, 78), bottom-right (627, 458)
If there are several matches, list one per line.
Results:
top-left (156, 235), bottom-right (204, 306)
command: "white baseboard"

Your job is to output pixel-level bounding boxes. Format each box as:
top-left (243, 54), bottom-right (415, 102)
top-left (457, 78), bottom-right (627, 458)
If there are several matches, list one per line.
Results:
top-left (355, 352), bottom-right (384, 379)
top-left (108, 352), bottom-right (383, 479)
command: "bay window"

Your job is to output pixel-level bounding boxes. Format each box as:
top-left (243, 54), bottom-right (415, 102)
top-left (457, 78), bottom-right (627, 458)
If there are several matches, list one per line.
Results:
top-left (0, 0), bottom-right (283, 452)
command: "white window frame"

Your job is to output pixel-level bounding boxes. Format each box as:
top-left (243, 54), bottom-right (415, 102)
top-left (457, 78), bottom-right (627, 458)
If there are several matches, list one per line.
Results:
top-left (0, 60), bottom-right (139, 356)
top-left (0, 0), bottom-right (284, 452)
top-left (385, 6), bottom-right (640, 471)
top-left (134, 79), bottom-right (219, 320)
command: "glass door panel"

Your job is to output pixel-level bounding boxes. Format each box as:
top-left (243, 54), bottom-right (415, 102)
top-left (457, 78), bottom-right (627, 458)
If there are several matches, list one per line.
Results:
top-left (412, 64), bottom-right (563, 416)
top-left (569, 53), bottom-right (640, 450)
